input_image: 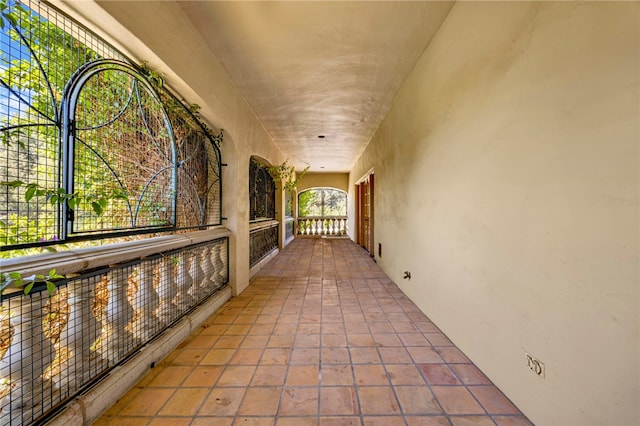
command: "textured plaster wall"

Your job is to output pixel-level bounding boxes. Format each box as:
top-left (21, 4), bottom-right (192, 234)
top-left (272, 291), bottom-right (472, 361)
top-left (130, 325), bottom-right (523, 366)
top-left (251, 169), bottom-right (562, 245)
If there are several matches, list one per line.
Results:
top-left (298, 172), bottom-right (350, 193)
top-left (58, 1), bottom-right (286, 295)
top-left (348, 2), bottom-right (639, 425)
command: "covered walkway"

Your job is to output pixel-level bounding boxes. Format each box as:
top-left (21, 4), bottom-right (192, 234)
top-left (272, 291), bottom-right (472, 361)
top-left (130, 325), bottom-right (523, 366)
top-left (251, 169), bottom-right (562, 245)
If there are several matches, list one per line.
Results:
top-left (95, 239), bottom-right (531, 426)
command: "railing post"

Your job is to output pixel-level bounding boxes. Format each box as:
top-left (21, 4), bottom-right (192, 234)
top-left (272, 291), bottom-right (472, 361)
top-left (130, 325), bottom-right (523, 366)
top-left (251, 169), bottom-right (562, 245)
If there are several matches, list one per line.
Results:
top-left (52, 279), bottom-right (100, 390)
top-left (201, 246), bottom-right (215, 291)
top-left (130, 261), bottom-right (160, 341)
top-left (0, 293), bottom-right (53, 423)
top-left (174, 252), bottom-right (194, 311)
top-left (156, 256), bottom-right (178, 325)
top-left (212, 242), bottom-right (225, 290)
top-left (95, 268), bottom-right (135, 362)
top-left (189, 248), bottom-right (205, 301)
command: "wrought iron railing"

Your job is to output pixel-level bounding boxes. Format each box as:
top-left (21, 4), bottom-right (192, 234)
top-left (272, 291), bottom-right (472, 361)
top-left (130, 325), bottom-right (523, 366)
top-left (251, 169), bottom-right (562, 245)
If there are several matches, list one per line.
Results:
top-left (0, 231), bottom-right (229, 425)
top-left (249, 220), bottom-right (278, 267)
top-left (297, 216), bottom-right (348, 236)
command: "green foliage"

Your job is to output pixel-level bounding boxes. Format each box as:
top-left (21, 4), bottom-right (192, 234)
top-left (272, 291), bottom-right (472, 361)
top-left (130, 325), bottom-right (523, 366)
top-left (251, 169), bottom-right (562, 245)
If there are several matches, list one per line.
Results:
top-left (298, 188), bottom-right (346, 217)
top-left (210, 128), bottom-right (224, 147)
top-left (297, 189), bottom-right (319, 217)
top-left (0, 268), bottom-right (64, 295)
top-left (0, 180), bottom-right (128, 216)
top-left (139, 61), bottom-right (164, 88)
top-left (0, 0), bottom-right (24, 31)
top-left (267, 160), bottom-right (309, 193)
top-left (139, 62), bottom-right (223, 148)
top-left (0, 213), bottom-right (54, 248)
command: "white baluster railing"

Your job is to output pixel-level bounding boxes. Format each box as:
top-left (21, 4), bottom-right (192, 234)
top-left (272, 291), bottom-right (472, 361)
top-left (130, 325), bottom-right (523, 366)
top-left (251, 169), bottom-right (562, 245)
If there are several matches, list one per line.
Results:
top-left (296, 216), bottom-right (347, 237)
top-left (0, 230), bottom-right (229, 425)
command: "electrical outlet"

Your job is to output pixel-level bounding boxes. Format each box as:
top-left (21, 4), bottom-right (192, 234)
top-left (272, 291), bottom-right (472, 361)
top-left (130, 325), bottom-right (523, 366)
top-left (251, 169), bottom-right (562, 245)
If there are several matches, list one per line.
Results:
top-left (525, 351), bottom-right (545, 378)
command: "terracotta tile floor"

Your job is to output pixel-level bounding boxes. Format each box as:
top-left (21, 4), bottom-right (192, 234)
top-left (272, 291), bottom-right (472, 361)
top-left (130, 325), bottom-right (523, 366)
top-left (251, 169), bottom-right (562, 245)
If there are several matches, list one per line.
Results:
top-left (94, 238), bottom-right (533, 426)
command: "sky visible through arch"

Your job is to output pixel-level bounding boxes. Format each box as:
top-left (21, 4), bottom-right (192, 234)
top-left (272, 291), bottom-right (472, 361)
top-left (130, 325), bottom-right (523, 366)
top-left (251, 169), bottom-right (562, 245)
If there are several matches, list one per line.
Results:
top-left (1, 3), bottom-right (39, 123)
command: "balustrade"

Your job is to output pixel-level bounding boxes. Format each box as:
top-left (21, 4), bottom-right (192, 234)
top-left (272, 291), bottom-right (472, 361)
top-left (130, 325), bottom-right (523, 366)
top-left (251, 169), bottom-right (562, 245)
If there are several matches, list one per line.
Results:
top-left (296, 216), bottom-right (348, 236)
top-left (0, 232), bottom-right (229, 425)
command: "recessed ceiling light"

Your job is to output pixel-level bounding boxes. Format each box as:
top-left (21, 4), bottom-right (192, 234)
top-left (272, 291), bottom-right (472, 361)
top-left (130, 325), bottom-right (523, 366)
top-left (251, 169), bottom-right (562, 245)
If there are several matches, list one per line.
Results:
top-left (317, 135), bottom-right (325, 139)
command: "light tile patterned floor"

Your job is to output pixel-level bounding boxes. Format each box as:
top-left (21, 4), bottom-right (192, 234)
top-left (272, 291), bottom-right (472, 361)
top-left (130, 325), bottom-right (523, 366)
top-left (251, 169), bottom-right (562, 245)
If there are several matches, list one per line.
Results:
top-left (94, 238), bottom-right (533, 426)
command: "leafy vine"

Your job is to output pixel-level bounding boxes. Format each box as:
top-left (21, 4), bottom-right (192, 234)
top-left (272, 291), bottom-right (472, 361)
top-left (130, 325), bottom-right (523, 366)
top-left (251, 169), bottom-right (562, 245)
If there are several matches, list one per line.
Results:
top-left (267, 160), bottom-right (309, 193)
top-left (0, 268), bottom-right (64, 295)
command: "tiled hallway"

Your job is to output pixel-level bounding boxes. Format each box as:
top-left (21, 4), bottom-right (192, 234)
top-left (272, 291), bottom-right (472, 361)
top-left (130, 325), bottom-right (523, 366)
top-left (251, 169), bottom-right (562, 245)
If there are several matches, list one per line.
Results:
top-left (95, 238), bottom-right (533, 426)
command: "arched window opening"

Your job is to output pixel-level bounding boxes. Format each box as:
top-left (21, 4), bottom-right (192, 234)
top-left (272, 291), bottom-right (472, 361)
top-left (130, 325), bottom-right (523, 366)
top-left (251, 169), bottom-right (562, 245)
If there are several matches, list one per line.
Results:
top-left (297, 188), bottom-right (347, 236)
top-left (0, 0), bottom-right (222, 255)
top-left (249, 158), bottom-right (276, 221)
top-left (298, 188), bottom-right (347, 217)
top-left (248, 157), bottom-right (278, 267)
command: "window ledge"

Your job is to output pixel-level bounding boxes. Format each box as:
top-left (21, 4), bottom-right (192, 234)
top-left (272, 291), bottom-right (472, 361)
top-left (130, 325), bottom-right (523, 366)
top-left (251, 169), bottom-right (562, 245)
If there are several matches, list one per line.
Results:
top-left (249, 219), bottom-right (279, 232)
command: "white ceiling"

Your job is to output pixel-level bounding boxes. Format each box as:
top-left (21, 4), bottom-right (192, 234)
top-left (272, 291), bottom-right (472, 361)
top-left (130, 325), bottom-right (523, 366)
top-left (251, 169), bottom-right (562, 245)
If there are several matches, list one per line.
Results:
top-left (177, 1), bottom-right (455, 172)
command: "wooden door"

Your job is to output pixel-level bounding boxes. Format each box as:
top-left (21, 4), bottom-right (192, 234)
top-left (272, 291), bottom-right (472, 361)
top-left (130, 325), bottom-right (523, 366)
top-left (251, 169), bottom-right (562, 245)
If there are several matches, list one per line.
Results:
top-left (356, 173), bottom-right (374, 257)
top-left (356, 183), bottom-right (363, 245)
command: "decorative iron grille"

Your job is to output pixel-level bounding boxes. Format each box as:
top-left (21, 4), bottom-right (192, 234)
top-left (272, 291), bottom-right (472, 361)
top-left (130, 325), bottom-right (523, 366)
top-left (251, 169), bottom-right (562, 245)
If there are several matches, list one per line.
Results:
top-left (0, 0), bottom-right (222, 252)
top-left (249, 158), bottom-right (275, 221)
top-left (249, 222), bottom-right (278, 267)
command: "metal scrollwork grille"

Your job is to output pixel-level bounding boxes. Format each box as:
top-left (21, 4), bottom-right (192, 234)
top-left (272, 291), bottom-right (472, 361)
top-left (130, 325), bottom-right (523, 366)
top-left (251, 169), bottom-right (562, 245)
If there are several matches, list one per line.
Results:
top-left (249, 158), bottom-right (275, 221)
top-left (0, 0), bottom-right (222, 252)
top-left (66, 60), bottom-right (178, 235)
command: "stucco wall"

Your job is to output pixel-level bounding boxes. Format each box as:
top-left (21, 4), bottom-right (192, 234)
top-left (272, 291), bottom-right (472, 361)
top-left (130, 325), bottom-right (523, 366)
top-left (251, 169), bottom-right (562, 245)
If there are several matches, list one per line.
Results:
top-left (298, 172), bottom-right (349, 193)
top-left (349, 2), bottom-right (639, 425)
top-left (58, 1), bottom-right (287, 295)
